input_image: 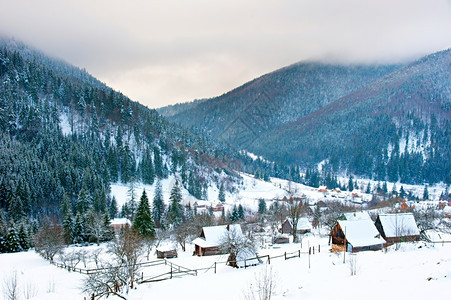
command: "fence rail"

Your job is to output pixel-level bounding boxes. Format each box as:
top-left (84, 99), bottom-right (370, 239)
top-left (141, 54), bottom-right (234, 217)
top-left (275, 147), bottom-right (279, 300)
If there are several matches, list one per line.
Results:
top-left (51, 246), bottom-right (321, 283)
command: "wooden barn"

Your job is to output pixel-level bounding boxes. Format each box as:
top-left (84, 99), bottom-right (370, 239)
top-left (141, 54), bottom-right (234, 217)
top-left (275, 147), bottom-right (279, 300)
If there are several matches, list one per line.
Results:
top-left (375, 213), bottom-right (420, 244)
top-left (273, 234), bottom-right (290, 244)
top-left (330, 219), bottom-right (386, 252)
top-left (156, 245), bottom-right (178, 259)
top-left (281, 217), bottom-right (312, 234)
top-left (192, 224), bottom-right (243, 256)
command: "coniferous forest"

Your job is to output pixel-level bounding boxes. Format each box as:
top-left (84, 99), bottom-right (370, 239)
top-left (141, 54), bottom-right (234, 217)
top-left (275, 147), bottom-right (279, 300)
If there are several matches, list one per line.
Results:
top-left (0, 39), bottom-right (255, 252)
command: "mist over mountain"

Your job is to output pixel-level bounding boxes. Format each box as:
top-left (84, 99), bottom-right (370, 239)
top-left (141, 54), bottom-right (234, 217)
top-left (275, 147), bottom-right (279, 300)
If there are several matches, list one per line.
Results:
top-left (162, 50), bottom-right (451, 185)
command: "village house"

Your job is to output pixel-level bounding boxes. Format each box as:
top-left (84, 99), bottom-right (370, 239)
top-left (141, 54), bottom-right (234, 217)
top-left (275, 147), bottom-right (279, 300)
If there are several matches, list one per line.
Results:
top-left (281, 217), bottom-right (312, 235)
top-left (110, 218), bottom-right (131, 234)
top-left (330, 218), bottom-right (386, 252)
top-left (375, 213), bottom-right (420, 244)
top-left (192, 224), bottom-right (242, 256)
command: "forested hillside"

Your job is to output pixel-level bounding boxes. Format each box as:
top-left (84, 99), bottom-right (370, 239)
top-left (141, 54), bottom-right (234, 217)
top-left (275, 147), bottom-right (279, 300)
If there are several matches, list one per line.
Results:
top-left (0, 39), bottom-right (250, 252)
top-left (259, 49), bottom-right (451, 184)
top-left (162, 62), bottom-right (400, 148)
top-left (162, 50), bottom-right (451, 185)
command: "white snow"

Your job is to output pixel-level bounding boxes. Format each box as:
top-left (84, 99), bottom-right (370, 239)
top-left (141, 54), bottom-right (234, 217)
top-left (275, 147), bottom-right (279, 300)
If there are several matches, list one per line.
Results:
top-left (192, 224), bottom-right (243, 248)
top-left (377, 213), bottom-right (420, 237)
top-left (337, 219), bottom-right (386, 247)
top-left (2, 235), bottom-right (450, 299)
top-left (343, 211), bottom-right (371, 221)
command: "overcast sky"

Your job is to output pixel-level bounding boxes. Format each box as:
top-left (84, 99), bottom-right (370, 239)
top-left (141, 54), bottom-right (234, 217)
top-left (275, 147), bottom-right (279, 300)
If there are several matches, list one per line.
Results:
top-left (1, 0), bottom-right (450, 108)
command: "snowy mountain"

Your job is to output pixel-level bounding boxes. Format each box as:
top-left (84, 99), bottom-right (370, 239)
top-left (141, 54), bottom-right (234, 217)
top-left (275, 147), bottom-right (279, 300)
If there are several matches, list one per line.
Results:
top-left (161, 50), bottom-right (451, 185)
top-left (0, 38), bottom-right (247, 221)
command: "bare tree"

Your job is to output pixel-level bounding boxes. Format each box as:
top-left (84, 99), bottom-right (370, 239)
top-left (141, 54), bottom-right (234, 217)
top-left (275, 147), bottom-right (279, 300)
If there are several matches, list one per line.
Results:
top-left (284, 181), bottom-right (305, 243)
top-left (2, 271), bottom-right (19, 300)
top-left (108, 226), bottom-right (144, 289)
top-left (91, 248), bottom-right (103, 268)
top-left (84, 226), bottom-right (144, 299)
top-left (23, 280), bottom-right (37, 299)
top-left (34, 219), bottom-right (65, 262)
top-left (322, 201), bottom-right (348, 232)
top-left (243, 266), bottom-right (278, 300)
top-left (83, 262), bottom-right (129, 300)
top-left (219, 226), bottom-right (256, 268)
top-left (414, 207), bottom-right (439, 232)
top-left (58, 250), bottom-right (81, 271)
top-left (174, 221), bottom-right (198, 252)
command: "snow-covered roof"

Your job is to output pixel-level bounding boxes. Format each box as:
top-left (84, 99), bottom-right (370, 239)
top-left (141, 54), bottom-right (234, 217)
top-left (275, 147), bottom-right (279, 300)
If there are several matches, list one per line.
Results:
top-left (377, 213), bottom-right (420, 237)
top-left (337, 219), bottom-right (386, 247)
top-left (284, 217), bottom-right (312, 230)
top-left (443, 206), bottom-right (451, 215)
top-left (296, 217), bottom-right (312, 230)
top-left (156, 244), bottom-right (177, 252)
top-left (193, 224), bottom-right (243, 248)
top-left (110, 218), bottom-right (131, 226)
top-left (344, 211), bottom-right (371, 221)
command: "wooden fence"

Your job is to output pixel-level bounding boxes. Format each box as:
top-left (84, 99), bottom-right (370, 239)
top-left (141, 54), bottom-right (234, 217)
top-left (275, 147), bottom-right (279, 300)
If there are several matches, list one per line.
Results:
top-left (52, 246), bottom-right (320, 284)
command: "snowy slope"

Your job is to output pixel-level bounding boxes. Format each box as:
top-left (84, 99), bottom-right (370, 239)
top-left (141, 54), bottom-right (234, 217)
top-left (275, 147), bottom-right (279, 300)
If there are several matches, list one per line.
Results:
top-left (1, 237), bottom-right (450, 299)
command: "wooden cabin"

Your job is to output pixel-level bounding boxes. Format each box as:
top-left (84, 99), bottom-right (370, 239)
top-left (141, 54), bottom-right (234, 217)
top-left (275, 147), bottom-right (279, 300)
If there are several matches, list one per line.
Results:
top-left (375, 213), bottom-right (420, 244)
top-left (281, 217), bottom-right (312, 234)
top-left (192, 224), bottom-right (243, 256)
top-left (156, 246), bottom-right (178, 259)
top-left (273, 234), bottom-right (290, 244)
top-left (330, 219), bottom-right (385, 252)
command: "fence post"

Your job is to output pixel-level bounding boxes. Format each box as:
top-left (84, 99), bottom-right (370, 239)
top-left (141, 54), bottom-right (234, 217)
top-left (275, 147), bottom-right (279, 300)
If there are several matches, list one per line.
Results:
top-left (298, 250), bottom-right (300, 257)
top-left (170, 265), bottom-right (173, 279)
top-left (308, 248), bottom-right (311, 269)
top-left (313, 246), bottom-right (315, 255)
top-left (319, 245), bottom-right (320, 253)
top-left (214, 262), bottom-right (216, 274)
top-left (284, 252), bottom-right (286, 260)
top-left (268, 255), bottom-right (270, 264)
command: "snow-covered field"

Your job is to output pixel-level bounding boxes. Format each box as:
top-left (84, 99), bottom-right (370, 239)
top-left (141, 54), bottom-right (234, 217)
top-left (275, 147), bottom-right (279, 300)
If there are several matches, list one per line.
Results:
top-left (1, 235), bottom-right (450, 300)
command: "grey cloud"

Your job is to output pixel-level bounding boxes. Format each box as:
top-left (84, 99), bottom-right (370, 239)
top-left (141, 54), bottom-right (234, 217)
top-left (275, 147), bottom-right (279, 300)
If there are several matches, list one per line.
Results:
top-left (1, 0), bottom-right (450, 108)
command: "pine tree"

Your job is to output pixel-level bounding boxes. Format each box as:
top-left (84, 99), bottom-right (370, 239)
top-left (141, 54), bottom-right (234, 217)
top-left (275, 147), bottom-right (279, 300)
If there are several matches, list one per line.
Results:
top-left (18, 222), bottom-right (30, 250)
top-left (76, 188), bottom-right (90, 215)
top-left (348, 175), bottom-right (354, 191)
top-left (218, 184), bottom-right (225, 203)
top-left (141, 147), bottom-right (155, 185)
top-left (366, 182), bottom-right (372, 194)
top-left (168, 180), bottom-right (183, 226)
top-left (109, 196), bottom-right (118, 219)
top-left (423, 185), bottom-right (429, 200)
top-left (8, 195), bottom-right (25, 223)
top-left (73, 213), bottom-right (86, 243)
top-left (132, 190), bottom-right (155, 238)
top-left (152, 179), bottom-right (165, 227)
top-left (237, 204), bottom-right (245, 220)
top-left (5, 223), bottom-right (21, 253)
top-left (126, 178), bottom-right (137, 220)
top-left (230, 205), bottom-right (238, 222)
top-left (258, 199), bottom-right (267, 215)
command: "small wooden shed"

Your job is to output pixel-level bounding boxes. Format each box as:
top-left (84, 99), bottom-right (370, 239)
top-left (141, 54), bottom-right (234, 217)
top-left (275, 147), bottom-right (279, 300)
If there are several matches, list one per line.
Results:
top-left (281, 217), bottom-right (312, 234)
top-left (156, 245), bottom-right (178, 259)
